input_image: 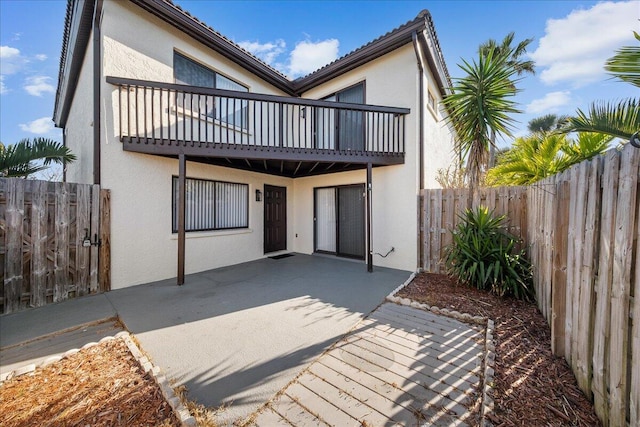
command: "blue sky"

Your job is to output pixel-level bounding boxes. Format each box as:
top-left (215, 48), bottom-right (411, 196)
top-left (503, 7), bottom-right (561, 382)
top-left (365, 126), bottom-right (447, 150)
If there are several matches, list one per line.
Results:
top-left (0, 0), bottom-right (637, 149)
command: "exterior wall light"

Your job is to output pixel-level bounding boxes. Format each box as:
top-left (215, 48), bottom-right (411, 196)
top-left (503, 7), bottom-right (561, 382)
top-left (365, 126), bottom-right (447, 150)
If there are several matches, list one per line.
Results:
top-left (256, 189), bottom-right (262, 202)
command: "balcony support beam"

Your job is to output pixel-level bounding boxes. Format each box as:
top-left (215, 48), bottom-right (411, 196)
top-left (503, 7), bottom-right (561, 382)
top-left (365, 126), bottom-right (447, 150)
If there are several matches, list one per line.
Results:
top-left (367, 162), bottom-right (373, 273)
top-left (122, 138), bottom-right (404, 166)
top-left (177, 153), bottom-right (186, 286)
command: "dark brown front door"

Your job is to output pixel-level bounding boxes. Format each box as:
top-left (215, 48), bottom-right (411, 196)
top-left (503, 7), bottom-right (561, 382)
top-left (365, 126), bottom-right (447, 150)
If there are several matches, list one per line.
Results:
top-left (264, 185), bottom-right (287, 253)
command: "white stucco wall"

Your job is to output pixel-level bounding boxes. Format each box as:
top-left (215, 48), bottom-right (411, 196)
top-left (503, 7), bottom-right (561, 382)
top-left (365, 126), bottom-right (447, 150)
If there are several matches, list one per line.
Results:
top-left (65, 32), bottom-right (95, 185)
top-left (295, 45), bottom-right (422, 272)
top-left (79, 1), bottom-right (457, 288)
top-left (99, 1), bottom-right (293, 288)
top-left (421, 56), bottom-right (457, 189)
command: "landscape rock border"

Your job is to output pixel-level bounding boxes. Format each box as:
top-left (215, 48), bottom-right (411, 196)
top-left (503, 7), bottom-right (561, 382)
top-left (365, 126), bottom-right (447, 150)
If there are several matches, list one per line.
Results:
top-left (386, 273), bottom-right (496, 427)
top-left (0, 330), bottom-right (196, 427)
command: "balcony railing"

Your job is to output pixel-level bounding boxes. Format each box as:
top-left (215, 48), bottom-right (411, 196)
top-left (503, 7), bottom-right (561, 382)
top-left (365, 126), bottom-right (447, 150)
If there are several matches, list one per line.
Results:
top-left (107, 77), bottom-right (409, 163)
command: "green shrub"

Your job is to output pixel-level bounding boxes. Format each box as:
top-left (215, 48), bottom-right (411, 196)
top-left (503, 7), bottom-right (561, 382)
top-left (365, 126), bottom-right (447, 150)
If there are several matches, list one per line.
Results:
top-left (443, 206), bottom-right (534, 302)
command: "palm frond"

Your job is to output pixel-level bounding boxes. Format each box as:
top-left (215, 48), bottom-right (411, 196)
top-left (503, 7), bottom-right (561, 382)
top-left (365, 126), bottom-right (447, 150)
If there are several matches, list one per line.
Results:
top-left (605, 31), bottom-right (640, 88)
top-left (0, 138), bottom-right (76, 178)
top-left (563, 98), bottom-right (640, 140)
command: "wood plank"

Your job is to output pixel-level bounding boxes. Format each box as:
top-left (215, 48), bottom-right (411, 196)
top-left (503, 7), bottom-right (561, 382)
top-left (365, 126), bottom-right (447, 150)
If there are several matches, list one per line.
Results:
top-left (54, 182), bottom-right (70, 302)
top-left (75, 184), bottom-right (90, 296)
top-left (89, 184), bottom-right (100, 293)
top-left (564, 167), bottom-right (579, 361)
top-left (570, 163), bottom-right (588, 376)
top-left (551, 177), bottom-right (570, 356)
top-left (442, 189), bottom-right (455, 251)
top-left (310, 359), bottom-right (420, 426)
top-left (298, 369), bottom-right (388, 426)
top-left (574, 157), bottom-right (600, 395)
top-left (284, 381), bottom-right (357, 427)
top-left (99, 189), bottom-right (111, 292)
top-left (519, 187), bottom-right (528, 247)
top-left (270, 393), bottom-right (328, 427)
top-left (630, 175), bottom-right (640, 427)
top-left (4, 179), bottom-right (24, 314)
top-left (339, 335), bottom-right (478, 412)
top-left (30, 180), bottom-right (48, 308)
top-left (543, 175), bottom-right (555, 321)
top-left (253, 408), bottom-right (293, 427)
top-left (432, 189), bottom-right (442, 272)
top-left (423, 190), bottom-right (431, 271)
top-left (608, 145), bottom-right (639, 426)
top-left (591, 150), bottom-right (619, 421)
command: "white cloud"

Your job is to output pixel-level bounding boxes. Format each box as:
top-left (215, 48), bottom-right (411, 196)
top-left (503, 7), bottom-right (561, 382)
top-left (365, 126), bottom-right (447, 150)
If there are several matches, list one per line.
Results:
top-left (288, 39), bottom-right (339, 77)
top-left (19, 117), bottom-right (54, 134)
top-left (530, 1), bottom-right (638, 86)
top-left (35, 54), bottom-right (47, 61)
top-left (526, 91), bottom-right (572, 114)
top-left (24, 76), bottom-right (55, 96)
top-left (0, 76), bottom-right (6, 95)
top-left (238, 39), bottom-right (286, 65)
top-left (0, 45), bottom-right (26, 75)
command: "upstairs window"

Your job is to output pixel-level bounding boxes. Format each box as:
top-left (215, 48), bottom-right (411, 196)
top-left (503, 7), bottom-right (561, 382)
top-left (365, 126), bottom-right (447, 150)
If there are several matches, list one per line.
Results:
top-left (174, 52), bottom-right (249, 129)
top-left (427, 91), bottom-right (438, 118)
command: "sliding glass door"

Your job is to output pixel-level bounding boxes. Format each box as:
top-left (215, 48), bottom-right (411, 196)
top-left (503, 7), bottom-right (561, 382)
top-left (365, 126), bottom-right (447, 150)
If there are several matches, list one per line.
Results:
top-left (314, 184), bottom-right (365, 259)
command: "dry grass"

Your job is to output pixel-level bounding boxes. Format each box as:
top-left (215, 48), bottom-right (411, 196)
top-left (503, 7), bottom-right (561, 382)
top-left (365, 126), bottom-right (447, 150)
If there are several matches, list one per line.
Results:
top-left (0, 339), bottom-right (180, 427)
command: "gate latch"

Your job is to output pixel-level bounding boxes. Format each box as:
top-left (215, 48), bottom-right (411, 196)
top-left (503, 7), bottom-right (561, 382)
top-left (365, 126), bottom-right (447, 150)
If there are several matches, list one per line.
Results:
top-left (83, 228), bottom-right (101, 247)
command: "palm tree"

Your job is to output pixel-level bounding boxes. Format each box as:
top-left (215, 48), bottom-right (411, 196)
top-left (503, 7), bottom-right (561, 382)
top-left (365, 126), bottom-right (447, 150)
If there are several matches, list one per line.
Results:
top-left (479, 32), bottom-right (535, 167)
top-left (443, 48), bottom-right (521, 193)
top-left (487, 132), bottom-right (612, 186)
top-left (527, 114), bottom-right (568, 134)
top-left (0, 138), bottom-right (76, 178)
top-left (563, 33), bottom-right (639, 142)
top-left (487, 133), bottom-right (567, 186)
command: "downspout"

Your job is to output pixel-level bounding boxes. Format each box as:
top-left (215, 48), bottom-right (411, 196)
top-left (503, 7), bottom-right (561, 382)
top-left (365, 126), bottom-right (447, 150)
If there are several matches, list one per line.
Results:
top-left (412, 31), bottom-right (425, 271)
top-left (92, 0), bottom-right (104, 185)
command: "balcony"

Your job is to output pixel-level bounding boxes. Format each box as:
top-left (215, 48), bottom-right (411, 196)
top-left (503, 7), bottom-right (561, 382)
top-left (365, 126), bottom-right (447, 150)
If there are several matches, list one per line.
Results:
top-left (107, 77), bottom-right (409, 177)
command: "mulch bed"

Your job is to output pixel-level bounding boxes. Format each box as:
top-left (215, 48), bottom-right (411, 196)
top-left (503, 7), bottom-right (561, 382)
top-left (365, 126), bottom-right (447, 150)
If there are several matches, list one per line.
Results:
top-left (0, 339), bottom-right (180, 427)
top-left (397, 272), bottom-right (601, 427)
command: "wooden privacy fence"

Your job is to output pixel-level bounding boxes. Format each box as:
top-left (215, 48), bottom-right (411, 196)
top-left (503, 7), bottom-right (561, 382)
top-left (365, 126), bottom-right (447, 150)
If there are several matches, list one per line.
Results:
top-left (421, 143), bottom-right (640, 427)
top-left (421, 185), bottom-right (528, 272)
top-left (0, 179), bottom-right (111, 314)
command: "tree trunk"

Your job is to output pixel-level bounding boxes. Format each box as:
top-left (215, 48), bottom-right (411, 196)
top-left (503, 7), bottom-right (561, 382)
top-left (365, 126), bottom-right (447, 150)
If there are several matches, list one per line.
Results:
top-left (488, 129), bottom-right (497, 168)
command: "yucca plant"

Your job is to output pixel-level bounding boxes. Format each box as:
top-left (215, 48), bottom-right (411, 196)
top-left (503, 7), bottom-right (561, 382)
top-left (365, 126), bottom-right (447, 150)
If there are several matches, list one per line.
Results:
top-left (444, 206), bottom-right (534, 301)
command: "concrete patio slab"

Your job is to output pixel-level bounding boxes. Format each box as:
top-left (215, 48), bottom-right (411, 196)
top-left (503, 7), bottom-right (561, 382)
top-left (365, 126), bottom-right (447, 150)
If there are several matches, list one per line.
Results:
top-left (1, 253), bottom-right (410, 426)
top-left (250, 303), bottom-right (485, 427)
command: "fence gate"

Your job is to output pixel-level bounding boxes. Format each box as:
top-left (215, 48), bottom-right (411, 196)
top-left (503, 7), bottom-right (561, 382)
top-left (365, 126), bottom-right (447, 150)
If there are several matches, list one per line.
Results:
top-left (0, 178), bottom-right (110, 314)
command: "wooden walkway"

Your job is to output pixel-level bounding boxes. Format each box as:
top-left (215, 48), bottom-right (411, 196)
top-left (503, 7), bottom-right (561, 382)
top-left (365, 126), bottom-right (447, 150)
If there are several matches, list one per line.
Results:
top-left (250, 303), bottom-right (485, 426)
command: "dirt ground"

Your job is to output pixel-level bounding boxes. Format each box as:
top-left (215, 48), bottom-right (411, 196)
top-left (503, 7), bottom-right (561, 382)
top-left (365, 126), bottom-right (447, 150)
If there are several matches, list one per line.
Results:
top-left (397, 272), bottom-right (601, 427)
top-left (0, 339), bottom-right (180, 427)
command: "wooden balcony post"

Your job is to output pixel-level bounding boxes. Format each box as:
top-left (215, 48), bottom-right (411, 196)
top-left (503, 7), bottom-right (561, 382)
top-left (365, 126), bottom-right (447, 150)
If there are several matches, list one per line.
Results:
top-left (177, 154), bottom-right (186, 285)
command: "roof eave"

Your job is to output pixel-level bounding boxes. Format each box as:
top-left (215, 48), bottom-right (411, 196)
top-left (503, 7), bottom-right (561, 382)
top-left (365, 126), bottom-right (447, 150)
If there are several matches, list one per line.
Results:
top-left (417, 13), bottom-right (452, 98)
top-left (130, 0), bottom-right (295, 96)
top-left (53, 0), bottom-right (95, 127)
top-left (293, 19), bottom-right (426, 95)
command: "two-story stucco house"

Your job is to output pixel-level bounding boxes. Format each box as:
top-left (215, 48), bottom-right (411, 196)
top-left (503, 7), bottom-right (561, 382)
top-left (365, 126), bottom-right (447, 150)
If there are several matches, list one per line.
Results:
top-left (54, 0), bottom-right (456, 289)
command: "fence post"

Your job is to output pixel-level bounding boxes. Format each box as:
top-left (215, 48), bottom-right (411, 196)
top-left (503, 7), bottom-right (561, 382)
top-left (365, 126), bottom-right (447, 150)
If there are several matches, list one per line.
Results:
top-left (99, 189), bottom-right (111, 292)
